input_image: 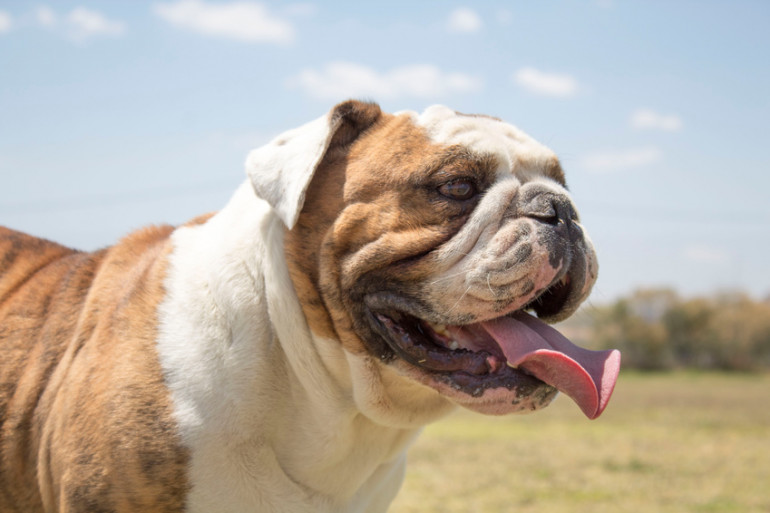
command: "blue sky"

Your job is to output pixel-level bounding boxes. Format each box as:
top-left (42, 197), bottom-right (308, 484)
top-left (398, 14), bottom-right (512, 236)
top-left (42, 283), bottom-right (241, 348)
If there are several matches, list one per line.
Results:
top-left (1, 0), bottom-right (769, 302)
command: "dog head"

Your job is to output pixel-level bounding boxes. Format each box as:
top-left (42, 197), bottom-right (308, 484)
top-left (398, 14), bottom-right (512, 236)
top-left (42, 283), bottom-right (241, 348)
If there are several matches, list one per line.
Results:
top-left (247, 100), bottom-right (619, 423)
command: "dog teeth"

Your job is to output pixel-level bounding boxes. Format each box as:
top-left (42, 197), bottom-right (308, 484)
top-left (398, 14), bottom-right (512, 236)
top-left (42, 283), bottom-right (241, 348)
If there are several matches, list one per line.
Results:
top-left (506, 361), bottom-right (518, 369)
top-left (423, 321), bottom-right (462, 351)
top-left (431, 323), bottom-right (448, 336)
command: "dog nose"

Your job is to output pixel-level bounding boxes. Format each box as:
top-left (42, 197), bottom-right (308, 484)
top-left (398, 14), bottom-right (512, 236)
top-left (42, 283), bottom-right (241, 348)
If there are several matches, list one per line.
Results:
top-left (519, 191), bottom-right (576, 227)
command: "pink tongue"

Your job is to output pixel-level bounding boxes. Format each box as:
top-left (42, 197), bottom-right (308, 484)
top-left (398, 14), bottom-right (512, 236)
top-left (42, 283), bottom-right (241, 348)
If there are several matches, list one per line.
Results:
top-left (481, 312), bottom-right (620, 419)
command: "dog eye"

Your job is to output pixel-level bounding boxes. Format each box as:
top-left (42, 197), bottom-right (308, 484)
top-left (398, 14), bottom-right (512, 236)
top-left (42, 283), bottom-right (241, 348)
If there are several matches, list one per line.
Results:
top-left (438, 180), bottom-right (477, 201)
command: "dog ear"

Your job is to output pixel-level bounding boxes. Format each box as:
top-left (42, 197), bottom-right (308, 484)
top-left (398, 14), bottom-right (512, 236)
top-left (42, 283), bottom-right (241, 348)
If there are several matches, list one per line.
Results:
top-left (246, 100), bottom-right (382, 229)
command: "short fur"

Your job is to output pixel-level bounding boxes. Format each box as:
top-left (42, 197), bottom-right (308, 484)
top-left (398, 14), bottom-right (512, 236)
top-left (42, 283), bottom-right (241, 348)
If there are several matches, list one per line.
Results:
top-left (0, 100), bottom-right (597, 512)
top-left (0, 225), bottom-right (189, 512)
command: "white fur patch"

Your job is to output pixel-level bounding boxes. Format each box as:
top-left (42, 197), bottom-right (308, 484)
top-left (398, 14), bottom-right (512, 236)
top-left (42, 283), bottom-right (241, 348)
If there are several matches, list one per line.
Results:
top-left (407, 105), bottom-right (558, 179)
top-left (155, 182), bottom-right (433, 512)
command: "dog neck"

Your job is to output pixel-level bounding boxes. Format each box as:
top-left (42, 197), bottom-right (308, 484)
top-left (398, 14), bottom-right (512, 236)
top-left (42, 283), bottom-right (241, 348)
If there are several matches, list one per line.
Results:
top-left (155, 181), bottom-right (432, 512)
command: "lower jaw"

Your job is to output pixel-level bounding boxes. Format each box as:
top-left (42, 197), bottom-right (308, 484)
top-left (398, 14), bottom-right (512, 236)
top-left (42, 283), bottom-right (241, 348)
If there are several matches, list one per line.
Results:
top-left (451, 388), bottom-right (558, 415)
top-left (397, 361), bottom-right (559, 416)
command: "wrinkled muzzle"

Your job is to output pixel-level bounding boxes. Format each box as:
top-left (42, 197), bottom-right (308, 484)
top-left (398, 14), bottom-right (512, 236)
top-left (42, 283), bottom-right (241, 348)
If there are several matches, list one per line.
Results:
top-left (424, 177), bottom-right (598, 326)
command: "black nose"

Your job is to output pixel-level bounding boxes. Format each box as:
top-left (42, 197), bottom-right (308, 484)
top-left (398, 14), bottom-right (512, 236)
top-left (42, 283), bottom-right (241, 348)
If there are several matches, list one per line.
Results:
top-left (519, 191), bottom-right (576, 227)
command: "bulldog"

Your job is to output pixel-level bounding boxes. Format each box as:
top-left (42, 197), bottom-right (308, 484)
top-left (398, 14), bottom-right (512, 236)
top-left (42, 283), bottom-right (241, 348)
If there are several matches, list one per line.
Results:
top-left (0, 100), bottom-right (620, 513)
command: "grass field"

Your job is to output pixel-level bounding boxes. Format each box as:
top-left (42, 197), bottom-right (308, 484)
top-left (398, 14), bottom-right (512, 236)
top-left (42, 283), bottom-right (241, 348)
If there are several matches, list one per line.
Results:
top-left (389, 372), bottom-right (770, 513)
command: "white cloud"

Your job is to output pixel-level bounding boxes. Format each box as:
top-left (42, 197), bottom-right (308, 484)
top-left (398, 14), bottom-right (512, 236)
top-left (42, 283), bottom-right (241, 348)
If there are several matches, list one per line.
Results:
top-left (66, 7), bottom-right (125, 41)
top-left (514, 67), bottom-right (579, 98)
top-left (153, 0), bottom-right (294, 44)
top-left (682, 245), bottom-right (729, 264)
top-left (288, 62), bottom-right (483, 101)
top-left (580, 147), bottom-right (662, 173)
top-left (630, 108), bottom-right (683, 132)
top-left (0, 10), bottom-right (12, 33)
top-left (447, 7), bottom-right (482, 33)
top-left (30, 6), bottom-right (125, 41)
top-left (34, 6), bottom-right (57, 27)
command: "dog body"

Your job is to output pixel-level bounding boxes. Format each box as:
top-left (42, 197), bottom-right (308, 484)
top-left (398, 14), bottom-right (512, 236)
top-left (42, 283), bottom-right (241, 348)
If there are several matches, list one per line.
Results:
top-left (0, 101), bottom-right (618, 512)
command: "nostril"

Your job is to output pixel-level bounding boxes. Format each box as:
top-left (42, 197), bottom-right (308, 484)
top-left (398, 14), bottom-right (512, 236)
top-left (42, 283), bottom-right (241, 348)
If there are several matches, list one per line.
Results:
top-left (520, 194), bottom-right (576, 227)
top-left (520, 195), bottom-right (560, 225)
top-left (528, 210), bottom-right (560, 225)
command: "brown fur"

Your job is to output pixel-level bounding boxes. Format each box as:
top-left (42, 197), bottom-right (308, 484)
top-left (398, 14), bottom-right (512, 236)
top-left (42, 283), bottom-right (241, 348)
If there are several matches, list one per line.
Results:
top-left (0, 226), bottom-right (189, 513)
top-left (0, 100), bottom-right (572, 512)
top-left (284, 106), bottom-right (500, 357)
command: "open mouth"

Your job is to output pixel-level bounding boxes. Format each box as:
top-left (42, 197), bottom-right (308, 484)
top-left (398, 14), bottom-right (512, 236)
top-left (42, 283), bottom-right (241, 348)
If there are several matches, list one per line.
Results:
top-left (367, 281), bottom-right (620, 419)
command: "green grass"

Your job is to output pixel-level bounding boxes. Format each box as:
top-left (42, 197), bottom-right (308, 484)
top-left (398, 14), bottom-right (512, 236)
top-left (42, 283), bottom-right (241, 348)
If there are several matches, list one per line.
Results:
top-left (389, 372), bottom-right (770, 513)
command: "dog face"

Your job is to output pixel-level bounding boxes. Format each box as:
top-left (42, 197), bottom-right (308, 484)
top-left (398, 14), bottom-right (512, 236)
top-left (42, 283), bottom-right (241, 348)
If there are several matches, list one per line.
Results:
top-left (253, 101), bottom-right (617, 421)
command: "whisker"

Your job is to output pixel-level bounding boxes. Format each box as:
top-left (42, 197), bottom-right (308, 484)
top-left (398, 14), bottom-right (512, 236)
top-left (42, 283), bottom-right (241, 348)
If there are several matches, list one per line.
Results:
top-left (427, 268), bottom-right (469, 286)
top-left (446, 284), bottom-right (472, 315)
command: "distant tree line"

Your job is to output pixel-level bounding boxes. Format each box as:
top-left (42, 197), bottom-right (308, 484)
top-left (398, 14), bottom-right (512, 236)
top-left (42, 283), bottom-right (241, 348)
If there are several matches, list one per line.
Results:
top-left (581, 289), bottom-right (770, 371)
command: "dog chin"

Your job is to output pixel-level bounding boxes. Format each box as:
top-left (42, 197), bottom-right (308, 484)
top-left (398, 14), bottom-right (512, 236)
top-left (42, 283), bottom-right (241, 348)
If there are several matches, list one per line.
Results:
top-left (392, 355), bottom-right (560, 416)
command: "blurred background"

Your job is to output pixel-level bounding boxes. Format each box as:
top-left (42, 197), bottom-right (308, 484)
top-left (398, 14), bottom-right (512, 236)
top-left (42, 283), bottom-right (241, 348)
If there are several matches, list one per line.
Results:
top-left (1, 1), bottom-right (768, 511)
